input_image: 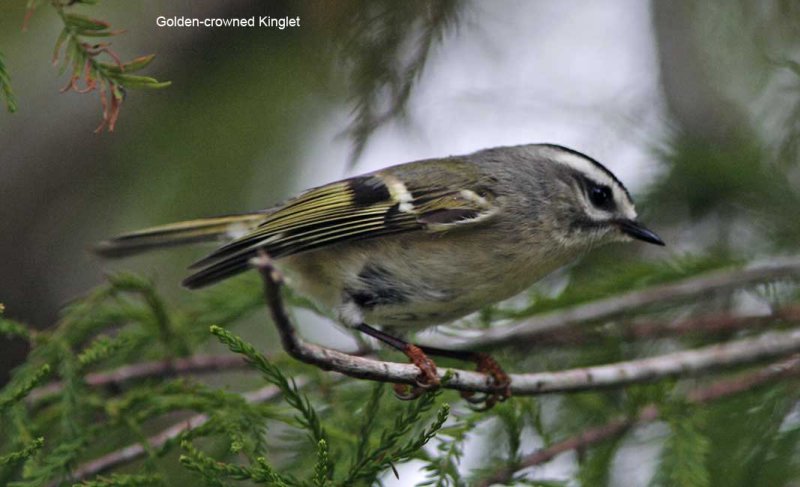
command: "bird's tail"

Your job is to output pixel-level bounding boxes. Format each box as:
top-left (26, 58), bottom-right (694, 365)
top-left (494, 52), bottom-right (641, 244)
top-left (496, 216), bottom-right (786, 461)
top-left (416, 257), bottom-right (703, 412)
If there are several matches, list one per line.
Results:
top-left (94, 212), bottom-right (268, 258)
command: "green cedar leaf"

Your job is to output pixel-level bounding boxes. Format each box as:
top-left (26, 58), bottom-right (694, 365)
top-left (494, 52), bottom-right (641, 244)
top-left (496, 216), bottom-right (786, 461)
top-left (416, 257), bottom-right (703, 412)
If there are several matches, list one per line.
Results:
top-left (64, 14), bottom-right (109, 31)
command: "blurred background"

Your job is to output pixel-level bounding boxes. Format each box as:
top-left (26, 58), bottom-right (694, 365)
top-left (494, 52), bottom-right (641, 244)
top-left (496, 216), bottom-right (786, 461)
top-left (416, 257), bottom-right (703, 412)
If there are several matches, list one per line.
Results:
top-left (1, 0), bottom-right (799, 484)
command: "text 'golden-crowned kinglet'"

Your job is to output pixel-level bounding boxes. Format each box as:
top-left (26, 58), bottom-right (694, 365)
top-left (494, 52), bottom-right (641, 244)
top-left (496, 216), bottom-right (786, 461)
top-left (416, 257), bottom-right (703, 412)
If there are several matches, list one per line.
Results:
top-left (97, 143), bottom-right (664, 401)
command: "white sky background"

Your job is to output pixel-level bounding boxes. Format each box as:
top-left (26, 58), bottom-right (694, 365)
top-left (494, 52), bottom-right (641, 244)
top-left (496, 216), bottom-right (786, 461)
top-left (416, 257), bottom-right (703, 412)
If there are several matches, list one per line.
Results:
top-left (286, 1), bottom-right (669, 484)
top-left (293, 0), bottom-right (666, 196)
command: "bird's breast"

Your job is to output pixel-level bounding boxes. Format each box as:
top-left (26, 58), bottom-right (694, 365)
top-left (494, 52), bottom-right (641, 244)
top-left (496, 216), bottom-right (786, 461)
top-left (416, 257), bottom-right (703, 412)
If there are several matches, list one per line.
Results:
top-left (278, 229), bottom-right (578, 329)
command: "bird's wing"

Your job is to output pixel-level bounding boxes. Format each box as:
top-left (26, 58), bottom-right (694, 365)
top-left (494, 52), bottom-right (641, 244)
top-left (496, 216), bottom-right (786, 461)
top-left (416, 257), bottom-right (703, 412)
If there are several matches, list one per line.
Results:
top-left (183, 165), bottom-right (499, 288)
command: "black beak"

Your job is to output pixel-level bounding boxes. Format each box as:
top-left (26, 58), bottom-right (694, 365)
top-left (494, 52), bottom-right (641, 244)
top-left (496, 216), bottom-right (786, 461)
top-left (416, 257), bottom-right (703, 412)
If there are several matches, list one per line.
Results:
top-left (618, 220), bottom-right (665, 246)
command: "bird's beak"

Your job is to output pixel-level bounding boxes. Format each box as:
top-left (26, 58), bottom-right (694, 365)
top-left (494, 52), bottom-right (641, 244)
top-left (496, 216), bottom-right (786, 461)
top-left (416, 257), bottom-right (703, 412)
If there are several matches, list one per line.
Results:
top-left (618, 219), bottom-right (665, 246)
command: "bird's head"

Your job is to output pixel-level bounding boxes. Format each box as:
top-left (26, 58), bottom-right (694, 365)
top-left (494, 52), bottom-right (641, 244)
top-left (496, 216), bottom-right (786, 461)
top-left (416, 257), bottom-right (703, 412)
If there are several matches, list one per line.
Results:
top-left (533, 144), bottom-right (664, 249)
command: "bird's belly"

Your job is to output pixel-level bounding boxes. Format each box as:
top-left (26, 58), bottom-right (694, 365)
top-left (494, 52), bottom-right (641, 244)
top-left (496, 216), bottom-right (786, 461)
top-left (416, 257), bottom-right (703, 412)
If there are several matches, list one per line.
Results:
top-left (278, 231), bottom-right (576, 329)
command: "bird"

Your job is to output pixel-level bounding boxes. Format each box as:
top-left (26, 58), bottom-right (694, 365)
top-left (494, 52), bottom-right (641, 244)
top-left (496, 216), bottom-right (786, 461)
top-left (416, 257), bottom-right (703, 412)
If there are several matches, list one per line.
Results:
top-left (96, 143), bottom-right (664, 403)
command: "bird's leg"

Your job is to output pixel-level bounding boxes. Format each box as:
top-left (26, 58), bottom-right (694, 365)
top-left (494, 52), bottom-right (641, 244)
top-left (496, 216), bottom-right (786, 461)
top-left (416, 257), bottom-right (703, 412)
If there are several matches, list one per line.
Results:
top-left (354, 323), bottom-right (510, 408)
top-left (415, 345), bottom-right (511, 410)
top-left (355, 323), bottom-right (440, 399)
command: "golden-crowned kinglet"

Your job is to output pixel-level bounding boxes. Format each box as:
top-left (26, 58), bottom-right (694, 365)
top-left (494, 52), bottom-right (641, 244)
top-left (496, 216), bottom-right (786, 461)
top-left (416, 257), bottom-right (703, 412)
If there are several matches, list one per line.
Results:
top-left (97, 143), bottom-right (663, 397)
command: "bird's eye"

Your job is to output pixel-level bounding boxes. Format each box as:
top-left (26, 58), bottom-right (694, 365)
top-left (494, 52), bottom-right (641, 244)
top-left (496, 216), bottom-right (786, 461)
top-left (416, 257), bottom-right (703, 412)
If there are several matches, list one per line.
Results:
top-left (588, 184), bottom-right (613, 209)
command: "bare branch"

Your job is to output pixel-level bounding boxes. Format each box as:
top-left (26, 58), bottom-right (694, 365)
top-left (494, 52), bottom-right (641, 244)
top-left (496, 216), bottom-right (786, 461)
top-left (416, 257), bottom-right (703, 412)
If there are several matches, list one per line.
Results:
top-left (433, 258), bottom-right (800, 351)
top-left (508, 328), bottom-right (800, 393)
top-left (28, 355), bottom-right (247, 404)
top-left (521, 305), bottom-right (800, 349)
top-left (623, 305), bottom-right (800, 341)
top-left (477, 355), bottom-right (800, 487)
top-left (252, 254), bottom-right (800, 395)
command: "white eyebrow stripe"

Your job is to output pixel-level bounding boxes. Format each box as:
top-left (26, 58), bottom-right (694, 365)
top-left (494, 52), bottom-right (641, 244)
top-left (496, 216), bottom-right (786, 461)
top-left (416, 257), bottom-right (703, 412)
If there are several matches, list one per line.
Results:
top-left (543, 145), bottom-right (638, 220)
top-left (553, 151), bottom-right (618, 188)
top-left (540, 145), bottom-right (632, 198)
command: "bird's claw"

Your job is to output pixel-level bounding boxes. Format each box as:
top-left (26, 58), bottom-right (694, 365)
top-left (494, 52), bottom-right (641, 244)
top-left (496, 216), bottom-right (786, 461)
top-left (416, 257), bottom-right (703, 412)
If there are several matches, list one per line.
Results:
top-left (393, 383), bottom-right (425, 400)
top-left (393, 344), bottom-right (440, 400)
top-left (459, 352), bottom-right (511, 410)
top-left (460, 390), bottom-right (499, 411)
top-left (404, 344), bottom-right (440, 389)
top-left (475, 352), bottom-right (511, 397)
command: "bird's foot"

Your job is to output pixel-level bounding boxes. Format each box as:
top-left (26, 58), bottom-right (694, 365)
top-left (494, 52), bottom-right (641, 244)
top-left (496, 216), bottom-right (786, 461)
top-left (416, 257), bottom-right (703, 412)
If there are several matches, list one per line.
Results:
top-left (392, 344), bottom-right (440, 400)
top-left (460, 352), bottom-right (511, 411)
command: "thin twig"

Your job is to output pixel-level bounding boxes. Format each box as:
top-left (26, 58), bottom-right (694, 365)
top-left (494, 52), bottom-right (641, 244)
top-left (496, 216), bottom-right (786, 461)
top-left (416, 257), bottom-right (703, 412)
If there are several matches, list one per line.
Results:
top-left (28, 355), bottom-right (247, 403)
top-left (251, 254), bottom-right (800, 395)
top-left (625, 305), bottom-right (800, 341)
top-left (430, 258), bottom-right (800, 351)
top-left (477, 355), bottom-right (800, 486)
top-left (518, 305), bottom-right (800, 349)
top-left (62, 382), bottom-right (296, 485)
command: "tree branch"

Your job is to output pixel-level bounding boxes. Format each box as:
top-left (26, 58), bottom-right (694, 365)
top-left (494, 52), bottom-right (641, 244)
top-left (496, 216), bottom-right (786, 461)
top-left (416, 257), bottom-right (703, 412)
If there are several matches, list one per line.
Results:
top-left (477, 355), bottom-right (800, 486)
top-left (28, 355), bottom-right (248, 404)
top-left (517, 305), bottom-right (800, 349)
top-left (431, 257), bottom-right (800, 351)
top-left (251, 254), bottom-right (800, 395)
